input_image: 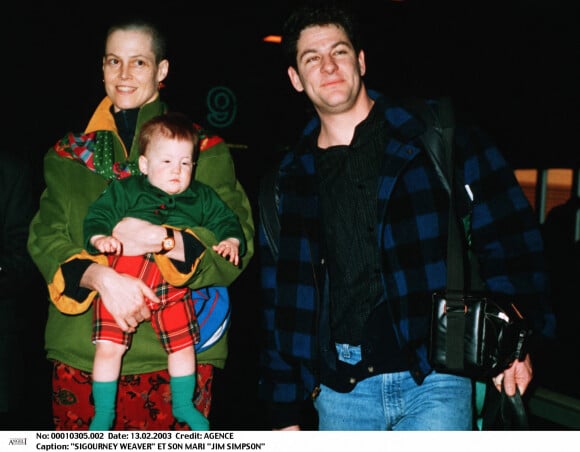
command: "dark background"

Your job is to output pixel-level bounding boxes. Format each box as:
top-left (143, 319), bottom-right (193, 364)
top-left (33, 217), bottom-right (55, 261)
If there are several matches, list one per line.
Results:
top-left (4, 0), bottom-right (579, 430)
top-left (8, 1), bottom-right (579, 168)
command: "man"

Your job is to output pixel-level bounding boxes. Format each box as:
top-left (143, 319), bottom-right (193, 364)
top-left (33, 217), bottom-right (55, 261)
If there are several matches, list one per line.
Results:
top-left (258, 3), bottom-right (553, 430)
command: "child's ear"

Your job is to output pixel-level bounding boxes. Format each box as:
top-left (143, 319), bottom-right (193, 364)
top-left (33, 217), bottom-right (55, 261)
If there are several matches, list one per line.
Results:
top-left (138, 155), bottom-right (148, 174)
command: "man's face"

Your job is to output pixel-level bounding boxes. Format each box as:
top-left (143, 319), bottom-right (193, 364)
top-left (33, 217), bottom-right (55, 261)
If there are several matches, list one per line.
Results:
top-left (287, 24), bottom-right (366, 116)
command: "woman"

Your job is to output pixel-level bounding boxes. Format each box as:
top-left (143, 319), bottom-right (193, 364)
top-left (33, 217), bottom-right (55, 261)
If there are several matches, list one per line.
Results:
top-left (28, 19), bottom-right (254, 430)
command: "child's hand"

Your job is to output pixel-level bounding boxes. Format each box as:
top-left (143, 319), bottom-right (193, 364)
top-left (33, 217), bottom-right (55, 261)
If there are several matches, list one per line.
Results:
top-left (91, 235), bottom-right (123, 255)
top-left (212, 238), bottom-right (240, 266)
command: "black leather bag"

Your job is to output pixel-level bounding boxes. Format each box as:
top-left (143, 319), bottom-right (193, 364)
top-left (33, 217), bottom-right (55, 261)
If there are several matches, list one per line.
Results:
top-left (429, 292), bottom-right (530, 379)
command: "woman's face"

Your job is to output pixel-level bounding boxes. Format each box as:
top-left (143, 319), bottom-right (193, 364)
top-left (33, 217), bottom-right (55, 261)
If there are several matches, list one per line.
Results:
top-left (102, 29), bottom-right (168, 112)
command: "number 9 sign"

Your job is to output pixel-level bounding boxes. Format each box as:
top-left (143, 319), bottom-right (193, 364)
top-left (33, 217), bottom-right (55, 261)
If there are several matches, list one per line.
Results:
top-left (206, 86), bottom-right (237, 128)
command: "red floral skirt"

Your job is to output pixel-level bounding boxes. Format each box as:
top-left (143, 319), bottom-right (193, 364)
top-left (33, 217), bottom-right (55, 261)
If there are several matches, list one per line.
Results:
top-left (51, 361), bottom-right (213, 430)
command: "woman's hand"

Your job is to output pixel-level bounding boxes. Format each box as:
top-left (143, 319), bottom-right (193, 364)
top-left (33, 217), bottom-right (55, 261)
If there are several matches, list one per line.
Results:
top-left (112, 217), bottom-right (165, 256)
top-left (81, 263), bottom-right (159, 332)
top-left (113, 217), bottom-right (186, 260)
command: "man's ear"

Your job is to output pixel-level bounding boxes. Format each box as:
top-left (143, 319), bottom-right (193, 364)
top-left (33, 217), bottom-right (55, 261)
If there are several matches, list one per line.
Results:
top-left (287, 66), bottom-right (304, 93)
top-left (358, 50), bottom-right (366, 77)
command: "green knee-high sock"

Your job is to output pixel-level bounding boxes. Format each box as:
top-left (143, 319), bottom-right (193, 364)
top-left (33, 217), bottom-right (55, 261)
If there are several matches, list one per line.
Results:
top-left (89, 380), bottom-right (118, 431)
top-left (171, 374), bottom-right (209, 430)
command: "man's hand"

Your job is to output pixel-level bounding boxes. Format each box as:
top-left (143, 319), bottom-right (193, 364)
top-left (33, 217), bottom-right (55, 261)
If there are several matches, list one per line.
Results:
top-left (492, 354), bottom-right (533, 396)
top-left (81, 263), bottom-right (160, 332)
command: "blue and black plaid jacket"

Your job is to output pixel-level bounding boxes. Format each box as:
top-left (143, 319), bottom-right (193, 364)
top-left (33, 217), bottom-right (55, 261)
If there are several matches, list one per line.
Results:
top-left (258, 91), bottom-right (554, 424)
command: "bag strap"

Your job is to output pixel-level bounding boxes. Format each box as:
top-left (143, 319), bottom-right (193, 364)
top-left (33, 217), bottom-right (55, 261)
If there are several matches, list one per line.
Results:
top-left (406, 97), bottom-right (469, 371)
top-left (404, 98), bottom-right (465, 289)
top-left (438, 105), bottom-right (469, 371)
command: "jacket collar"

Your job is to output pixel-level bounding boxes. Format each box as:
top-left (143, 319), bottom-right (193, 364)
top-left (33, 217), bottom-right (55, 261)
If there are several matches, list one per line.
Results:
top-left (84, 96), bottom-right (167, 134)
top-left (298, 89), bottom-right (427, 149)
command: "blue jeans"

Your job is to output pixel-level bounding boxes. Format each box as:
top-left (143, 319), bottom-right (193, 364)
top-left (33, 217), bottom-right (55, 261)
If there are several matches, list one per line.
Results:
top-left (313, 344), bottom-right (473, 430)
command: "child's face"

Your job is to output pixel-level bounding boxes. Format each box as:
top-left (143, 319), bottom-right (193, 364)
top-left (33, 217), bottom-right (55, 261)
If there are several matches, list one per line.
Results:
top-left (138, 137), bottom-right (194, 195)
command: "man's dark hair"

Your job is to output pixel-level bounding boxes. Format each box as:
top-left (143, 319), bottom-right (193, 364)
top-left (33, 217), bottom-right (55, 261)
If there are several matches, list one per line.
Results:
top-left (281, 2), bottom-right (361, 68)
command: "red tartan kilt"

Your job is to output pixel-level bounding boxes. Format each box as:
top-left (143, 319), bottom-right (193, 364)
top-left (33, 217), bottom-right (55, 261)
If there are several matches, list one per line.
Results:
top-left (108, 254), bottom-right (189, 308)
